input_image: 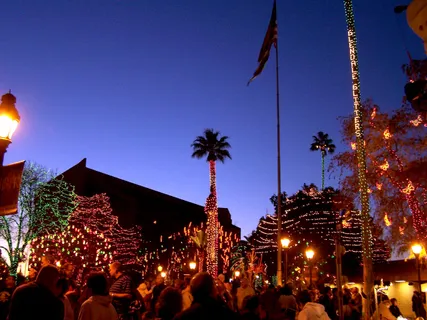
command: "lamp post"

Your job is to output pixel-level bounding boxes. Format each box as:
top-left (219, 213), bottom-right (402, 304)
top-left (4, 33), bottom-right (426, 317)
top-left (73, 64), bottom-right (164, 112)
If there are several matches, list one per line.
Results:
top-left (0, 92), bottom-right (20, 166)
top-left (305, 248), bottom-right (315, 288)
top-left (412, 244), bottom-right (423, 292)
top-left (281, 237), bottom-right (291, 284)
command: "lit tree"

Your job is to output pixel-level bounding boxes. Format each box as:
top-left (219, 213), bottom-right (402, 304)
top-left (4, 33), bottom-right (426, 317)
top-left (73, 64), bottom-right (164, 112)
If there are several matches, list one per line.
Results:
top-left (191, 129), bottom-right (232, 277)
top-left (30, 194), bottom-right (142, 277)
top-left (153, 222), bottom-right (239, 277)
top-left (249, 184), bottom-right (390, 281)
top-left (330, 100), bottom-right (427, 253)
top-left (0, 162), bottom-right (76, 274)
top-left (342, 1), bottom-right (373, 317)
top-left (310, 132), bottom-right (336, 190)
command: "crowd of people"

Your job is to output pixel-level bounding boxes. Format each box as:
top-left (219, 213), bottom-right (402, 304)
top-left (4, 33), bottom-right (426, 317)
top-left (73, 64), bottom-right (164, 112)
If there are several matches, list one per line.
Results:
top-left (0, 257), bottom-right (419, 320)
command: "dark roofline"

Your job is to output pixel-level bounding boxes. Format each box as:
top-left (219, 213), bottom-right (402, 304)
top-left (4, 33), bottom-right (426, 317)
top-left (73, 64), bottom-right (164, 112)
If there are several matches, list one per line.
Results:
top-left (63, 158), bottom-right (230, 211)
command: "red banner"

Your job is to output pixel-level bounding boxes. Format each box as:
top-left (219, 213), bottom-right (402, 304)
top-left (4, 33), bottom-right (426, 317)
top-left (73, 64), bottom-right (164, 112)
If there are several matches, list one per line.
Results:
top-left (0, 161), bottom-right (25, 216)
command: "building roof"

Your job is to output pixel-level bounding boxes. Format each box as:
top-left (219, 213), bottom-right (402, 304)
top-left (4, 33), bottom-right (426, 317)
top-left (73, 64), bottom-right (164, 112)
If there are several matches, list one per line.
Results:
top-left (346, 259), bottom-right (427, 283)
top-left (59, 158), bottom-right (240, 242)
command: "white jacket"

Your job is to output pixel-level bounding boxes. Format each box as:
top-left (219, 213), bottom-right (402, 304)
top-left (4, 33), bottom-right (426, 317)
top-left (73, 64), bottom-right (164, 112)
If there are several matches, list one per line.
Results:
top-left (298, 302), bottom-right (331, 320)
top-left (78, 295), bottom-right (118, 320)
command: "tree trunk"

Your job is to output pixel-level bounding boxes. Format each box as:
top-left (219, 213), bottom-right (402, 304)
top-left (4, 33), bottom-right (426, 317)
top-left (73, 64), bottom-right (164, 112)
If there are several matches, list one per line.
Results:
top-left (321, 153), bottom-right (325, 190)
top-left (198, 250), bottom-right (204, 273)
top-left (205, 160), bottom-right (218, 278)
top-left (343, 1), bottom-right (373, 319)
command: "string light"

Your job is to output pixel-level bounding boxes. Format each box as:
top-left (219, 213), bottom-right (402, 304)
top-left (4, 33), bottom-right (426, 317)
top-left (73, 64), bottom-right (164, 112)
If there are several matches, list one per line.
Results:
top-left (249, 187), bottom-right (389, 279)
top-left (343, 0), bottom-right (373, 268)
top-left (30, 194), bottom-right (143, 281)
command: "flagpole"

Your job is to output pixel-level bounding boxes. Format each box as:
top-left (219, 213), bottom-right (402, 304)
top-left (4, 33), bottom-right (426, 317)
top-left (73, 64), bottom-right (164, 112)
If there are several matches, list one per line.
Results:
top-left (275, 26), bottom-right (283, 286)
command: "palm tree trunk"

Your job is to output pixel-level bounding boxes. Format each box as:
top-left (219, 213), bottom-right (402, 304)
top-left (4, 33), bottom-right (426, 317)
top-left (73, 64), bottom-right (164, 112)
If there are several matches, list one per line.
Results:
top-left (343, 1), bottom-right (373, 319)
top-left (198, 250), bottom-right (204, 273)
top-left (321, 153), bottom-right (325, 190)
top-left (205, 160), bottom-right (219, 277)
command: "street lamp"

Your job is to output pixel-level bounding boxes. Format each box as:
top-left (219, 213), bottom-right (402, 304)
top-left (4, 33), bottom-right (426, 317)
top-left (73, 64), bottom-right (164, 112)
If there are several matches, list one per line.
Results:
top-left (157, 265), bottom-right (163, 273)
top-left (189, 261), bottom-right (196, 271)
top-left (0, 92), bottom-right (20, 166)
top-left (412, 243), bottom-right (423, 292)
top-left (281, 237), bottom-right (291, 284)
top-left (306, 248), bottom-right (315, 287)
top-left (160, 271), bottom-right (166, 278)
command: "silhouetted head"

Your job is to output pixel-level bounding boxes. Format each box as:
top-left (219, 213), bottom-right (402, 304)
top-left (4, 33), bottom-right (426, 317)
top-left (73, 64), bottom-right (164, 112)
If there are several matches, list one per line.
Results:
top-left (191, 272), bottom-right (216, 302)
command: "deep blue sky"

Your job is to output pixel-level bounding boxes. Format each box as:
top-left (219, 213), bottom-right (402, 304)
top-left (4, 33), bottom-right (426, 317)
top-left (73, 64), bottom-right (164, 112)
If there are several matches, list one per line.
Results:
top-left (0, 0), bottom-right (423, 237)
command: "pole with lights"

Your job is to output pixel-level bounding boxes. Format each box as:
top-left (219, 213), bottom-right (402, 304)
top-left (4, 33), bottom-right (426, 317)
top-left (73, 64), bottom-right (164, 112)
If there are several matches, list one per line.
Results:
top-left (305, 248), bottom-right (315, 288)
top-left (412, 244), bottom-right (423, 292)
top-left (342, 1), bottom-right (373, 318)
top-left (281, 237), bottom-right (290, 284)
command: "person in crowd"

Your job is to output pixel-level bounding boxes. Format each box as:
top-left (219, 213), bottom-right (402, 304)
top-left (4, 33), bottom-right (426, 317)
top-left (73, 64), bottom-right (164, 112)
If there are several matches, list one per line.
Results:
top-left (41, 254), bottom-right (55, 267)
top-left (350, 287), bottom-right (362, 319)
top-left (0, 275), bottom-right (15, 320)
top-left (412, 291), bottom-right (427, 319)
top-left (8, 265), bottom-right (64, 320)
top-left (58, 277), bottom-right (75, 320)
top-left (137, 282), bottom-right (151, 299)
top-left (279, 284), bottom-right (297, 320)
top-left (109, 262), bottom-right (133, 320)
top-left (240, 295), bottom-right (262, 320)
top-left (173, 272), bottom-right (236, 320)
top-left (79, 272), bottom-right (118, 320)
top-left (297, 290), bottom-right (330, 320)
top-left (181, 278), bottom-right (193, 311)
top-left (156, 287), bottom-right (183, 320)
top-left (260, 284), bottom-right (280, 319)
top-left (319, 287), bottom-right (335, 320)
top-left (28, 267), bottom-right (38, 282)
top-left (237, 278), bottom-right (255, 312)
top-left (151, 274), bottom-right (167, 311)
top-left (389, 298), bottom-right (403, 319)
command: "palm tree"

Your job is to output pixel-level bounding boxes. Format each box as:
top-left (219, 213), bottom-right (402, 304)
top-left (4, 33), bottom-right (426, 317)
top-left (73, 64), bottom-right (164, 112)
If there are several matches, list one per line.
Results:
top-left (191, 230), bottom-right (207, 273)
top-left (310, 132), bottom-right (336, 190)
top-left (343, 1), bottom-right (373, 318)
top-left (191, 129), bottom-right (231, 277)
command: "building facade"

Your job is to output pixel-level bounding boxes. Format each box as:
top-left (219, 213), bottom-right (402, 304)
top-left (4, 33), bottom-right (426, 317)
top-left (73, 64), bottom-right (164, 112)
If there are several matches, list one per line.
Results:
top-left (60, 158), bottom-right (241, 245)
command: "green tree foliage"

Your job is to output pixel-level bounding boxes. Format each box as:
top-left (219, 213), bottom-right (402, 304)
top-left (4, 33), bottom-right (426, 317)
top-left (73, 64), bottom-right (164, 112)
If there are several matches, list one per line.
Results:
top-left (329, 100), bottom-right (427, 253)
top-left (0, 162), bottom-right (76, 274)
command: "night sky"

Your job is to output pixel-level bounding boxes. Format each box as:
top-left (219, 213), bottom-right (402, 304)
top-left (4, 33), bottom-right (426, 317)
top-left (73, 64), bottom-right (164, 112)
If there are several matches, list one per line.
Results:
top-left (0, 0), bottom-right (423, 237)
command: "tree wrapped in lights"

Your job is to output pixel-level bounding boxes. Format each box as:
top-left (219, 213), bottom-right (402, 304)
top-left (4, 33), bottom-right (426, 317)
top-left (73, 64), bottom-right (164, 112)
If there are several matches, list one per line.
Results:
top-left (331, 100), bottom-right (427, 252)
top-left (191, 129), bottom-right (232, 278)
top-left (342, 1), bottom-right (373, 317)
top-left (0, 162), bottom-right (76, 274)
top-left (154, 221), bottom-right (239, 277)
top-left (30, 194), bottom-right (142, 277)
top-left (249, 184), bottom-right (390, 281)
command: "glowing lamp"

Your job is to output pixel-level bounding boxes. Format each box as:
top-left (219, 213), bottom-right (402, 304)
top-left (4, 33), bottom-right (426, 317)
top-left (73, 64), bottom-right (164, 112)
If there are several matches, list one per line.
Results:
top-left (305, 248), bottom-right (315, 260)
top-left (160, 271), bottom-right (166, 278)
top-left (281, 237), bottom-right (291, 249)
top-left (412, 244), bottom-right (423, 255)
top-left (234, 270), bottom-right (240, 278)
top-left (407, 0), bottom-right (427, 54)
top-left (0, 92), bottom-right (20, 165)
top-left (157, 265), bottom-right (163, 272)
top-left (189, 261), bottom-right (196, 270)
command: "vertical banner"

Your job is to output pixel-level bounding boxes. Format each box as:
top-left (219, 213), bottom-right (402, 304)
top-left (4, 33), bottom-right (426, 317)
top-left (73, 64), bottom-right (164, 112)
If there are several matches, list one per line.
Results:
top-left (0, 160), bottom-right (25, 216)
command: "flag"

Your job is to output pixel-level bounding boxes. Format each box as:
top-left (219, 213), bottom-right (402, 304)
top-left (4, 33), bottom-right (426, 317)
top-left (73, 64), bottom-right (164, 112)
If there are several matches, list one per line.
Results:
top-left (247, 0), bottom-right (278, 85)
